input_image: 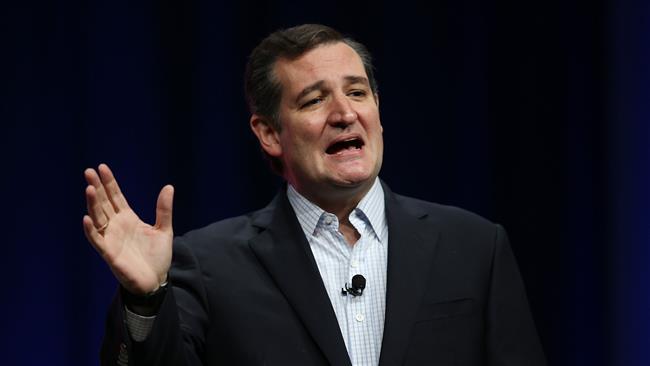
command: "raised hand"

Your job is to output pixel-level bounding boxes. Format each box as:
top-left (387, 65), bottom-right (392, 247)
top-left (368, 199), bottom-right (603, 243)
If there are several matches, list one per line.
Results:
top-left (82, 164), bottom-right (174, 295)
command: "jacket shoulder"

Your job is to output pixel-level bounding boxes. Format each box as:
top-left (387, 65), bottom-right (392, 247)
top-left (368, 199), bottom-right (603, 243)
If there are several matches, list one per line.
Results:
top-left (393, 193), bottom-right (498, 232)
top-left (174, 204), bottom-right (272, 249)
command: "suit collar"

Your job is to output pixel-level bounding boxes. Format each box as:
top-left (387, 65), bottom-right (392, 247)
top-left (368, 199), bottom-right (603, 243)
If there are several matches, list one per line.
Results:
top-left (379, 182), bottom-right (441, 366)
top-left (249, 189), bottom-right (352, 366)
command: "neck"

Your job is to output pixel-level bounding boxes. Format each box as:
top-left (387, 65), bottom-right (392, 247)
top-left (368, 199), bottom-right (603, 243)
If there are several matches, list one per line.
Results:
top-left (292, 179), bottom-right (375, 222)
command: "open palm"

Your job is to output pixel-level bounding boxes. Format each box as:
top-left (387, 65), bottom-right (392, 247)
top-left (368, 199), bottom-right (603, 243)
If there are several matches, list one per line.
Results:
top-left (83, 164), bottom-right (174, 295)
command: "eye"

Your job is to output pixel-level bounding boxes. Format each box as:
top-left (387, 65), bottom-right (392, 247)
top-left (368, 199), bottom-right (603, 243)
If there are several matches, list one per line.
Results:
top-left (300, 97), bottom-right (323, 109)
top-left (348, 90), bottom-right (367, 98)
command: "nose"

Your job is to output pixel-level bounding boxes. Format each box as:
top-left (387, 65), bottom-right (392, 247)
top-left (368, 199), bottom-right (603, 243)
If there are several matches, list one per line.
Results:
top-left (326, 93), bottom-right (357, 128)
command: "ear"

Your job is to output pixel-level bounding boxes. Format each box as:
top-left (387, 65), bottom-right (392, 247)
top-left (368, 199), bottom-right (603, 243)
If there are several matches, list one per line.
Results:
top-left (250, 114), bottom-right (282, 157)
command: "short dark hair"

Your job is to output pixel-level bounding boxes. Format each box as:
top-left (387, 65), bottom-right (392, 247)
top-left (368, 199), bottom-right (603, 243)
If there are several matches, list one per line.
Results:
top-left (244, 24), bottom-right (378, 131)
top-left (244, 24), bottom-right (378, 174)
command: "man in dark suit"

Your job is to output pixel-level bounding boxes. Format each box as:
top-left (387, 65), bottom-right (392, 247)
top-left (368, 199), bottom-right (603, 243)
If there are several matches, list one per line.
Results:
top-left (83, 24), bottom-right (546, 365)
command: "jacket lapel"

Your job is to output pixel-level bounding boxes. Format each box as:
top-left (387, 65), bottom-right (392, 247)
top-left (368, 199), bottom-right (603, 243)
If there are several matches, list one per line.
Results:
top-left (379, 185), bottom-right (441, 366)
top-left (248, 191), bottom-right (352, 366)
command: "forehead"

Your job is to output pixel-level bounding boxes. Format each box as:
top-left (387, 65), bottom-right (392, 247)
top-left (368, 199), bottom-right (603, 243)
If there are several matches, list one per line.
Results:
top-left (273, 42), bottom-right (367, 94)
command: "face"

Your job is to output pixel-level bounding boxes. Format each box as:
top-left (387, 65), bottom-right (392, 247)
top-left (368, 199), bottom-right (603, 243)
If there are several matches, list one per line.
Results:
top-left (252, 42), bottom-right (384, 204)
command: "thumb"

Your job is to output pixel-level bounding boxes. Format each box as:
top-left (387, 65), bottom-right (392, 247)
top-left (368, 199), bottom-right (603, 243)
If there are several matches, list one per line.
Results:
top-left (155, 184), bottom-right (174, 231)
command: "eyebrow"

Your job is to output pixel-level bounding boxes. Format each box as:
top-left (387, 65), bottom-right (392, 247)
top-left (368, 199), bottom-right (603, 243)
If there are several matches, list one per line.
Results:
top-left (344, 75), bottom-right (370, 87)
top-left (295, 80), bottom-right (326, 104)
top-left (294, 76), bottom-right (370, 104)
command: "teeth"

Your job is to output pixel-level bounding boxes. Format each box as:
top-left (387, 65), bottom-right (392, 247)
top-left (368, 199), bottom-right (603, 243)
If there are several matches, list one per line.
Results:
top-left (325, 137), bottom-right (363, 154)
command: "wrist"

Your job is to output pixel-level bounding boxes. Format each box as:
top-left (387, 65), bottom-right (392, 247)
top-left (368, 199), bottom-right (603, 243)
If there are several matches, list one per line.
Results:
top-left (121, 280), bottom-right (169, 316)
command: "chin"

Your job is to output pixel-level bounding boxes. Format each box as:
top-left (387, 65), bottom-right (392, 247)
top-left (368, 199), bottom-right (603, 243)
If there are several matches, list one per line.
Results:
top-left (330, 171), bottom-right (376, 188)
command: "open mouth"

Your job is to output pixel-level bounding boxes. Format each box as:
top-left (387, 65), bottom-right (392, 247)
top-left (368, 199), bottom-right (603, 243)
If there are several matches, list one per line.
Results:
top-left (326, 137), bottom-right (365, 155)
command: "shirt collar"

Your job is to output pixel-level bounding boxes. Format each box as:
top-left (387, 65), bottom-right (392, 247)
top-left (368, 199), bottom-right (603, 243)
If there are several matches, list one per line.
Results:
top-left (286, 184), bottom-right (324, 237)
top-left (286, 178), bottom-right (386, 241)
top-left (354, 178), bottom-right (386, 242)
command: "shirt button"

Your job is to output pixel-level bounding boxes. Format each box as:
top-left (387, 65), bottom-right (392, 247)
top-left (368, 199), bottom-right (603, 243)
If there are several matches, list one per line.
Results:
top-left (350, 260), bottom-right (359, 268)
top-left (323, 216), bottom-right (333, 225)
top-left (355, 313), bottom-right (365, 322)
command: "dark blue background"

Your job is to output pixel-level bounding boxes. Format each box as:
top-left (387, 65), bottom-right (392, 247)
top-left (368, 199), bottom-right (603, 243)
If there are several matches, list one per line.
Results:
top-left (3, 0), bottom-right (648, 365)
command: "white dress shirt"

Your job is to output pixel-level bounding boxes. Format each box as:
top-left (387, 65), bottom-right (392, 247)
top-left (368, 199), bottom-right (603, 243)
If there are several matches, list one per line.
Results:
top-left (287, 178), bottom-right (388, 366)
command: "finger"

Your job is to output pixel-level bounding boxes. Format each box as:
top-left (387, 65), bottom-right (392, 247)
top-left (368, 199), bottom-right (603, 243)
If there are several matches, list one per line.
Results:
top-left (97, 164), bottom-right (130, 211)
top-left (84, 168), bottom-right (117, 217)
top-left (83, 215), bottom-right (106, 255)
top-left (85, 185), bottom-right (109, 230)
top-left (155, 185), bottom-right (174, 232)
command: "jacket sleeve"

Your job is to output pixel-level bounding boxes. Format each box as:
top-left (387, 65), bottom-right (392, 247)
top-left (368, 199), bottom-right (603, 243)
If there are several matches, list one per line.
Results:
top-left (486, 224), bottom-right (547, 366)
top-left (100, 236), bottom-right (210, 366)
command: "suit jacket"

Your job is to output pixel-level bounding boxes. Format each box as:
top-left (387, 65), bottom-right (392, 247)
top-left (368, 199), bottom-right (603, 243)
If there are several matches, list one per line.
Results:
top-left (101, 183), bottom-right (546, 366)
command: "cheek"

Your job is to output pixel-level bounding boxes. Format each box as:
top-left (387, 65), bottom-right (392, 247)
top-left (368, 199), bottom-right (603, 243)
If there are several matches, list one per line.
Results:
top-left (359, 104), bottom-right (381, 123)
top-left (286, 119), bottom-right (322, 142)
top-left (282, 127), bottom-right (320, 155)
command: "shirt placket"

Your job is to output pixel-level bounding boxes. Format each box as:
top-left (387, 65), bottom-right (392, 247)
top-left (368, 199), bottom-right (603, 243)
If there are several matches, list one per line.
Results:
top-left (319, 213), bottom-right (353, 350)
top-left (346, 213), bottom-right (371, 365)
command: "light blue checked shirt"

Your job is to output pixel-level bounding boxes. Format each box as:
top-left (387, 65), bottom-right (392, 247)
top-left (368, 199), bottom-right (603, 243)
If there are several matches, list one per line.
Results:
top-left (287, 178), bottom-right (388, 366)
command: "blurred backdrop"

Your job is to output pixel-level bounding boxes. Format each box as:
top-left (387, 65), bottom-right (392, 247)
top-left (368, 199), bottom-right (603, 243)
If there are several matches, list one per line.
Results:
top-left (3, 0), bottom-right (649, 365)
